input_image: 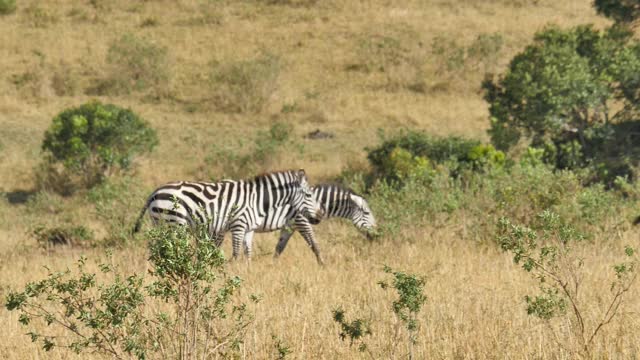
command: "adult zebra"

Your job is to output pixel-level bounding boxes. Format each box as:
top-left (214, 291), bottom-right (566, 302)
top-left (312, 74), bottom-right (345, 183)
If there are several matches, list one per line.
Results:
top-left (133, 169), bottom-right (324, 261)
top-left (270, 184), bottom-right (376, 260)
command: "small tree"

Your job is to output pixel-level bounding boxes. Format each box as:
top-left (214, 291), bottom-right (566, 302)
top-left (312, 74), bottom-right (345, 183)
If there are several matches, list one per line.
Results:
top-left (41, 101), bottom-right (158, 190)
top-left (483, 25), bottom-right (640, 182)
top-left (498, 211), bottom-right (638, 356)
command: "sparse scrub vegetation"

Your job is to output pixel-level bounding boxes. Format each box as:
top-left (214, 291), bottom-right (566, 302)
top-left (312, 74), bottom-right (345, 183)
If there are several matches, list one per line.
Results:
top-left (23, 4), bottom-right (58, 27)
top-left (430, 32), bottom-right (504, 90)
top-left (176, 3), bottom-right (222, 26)
top-left (210, 53), bottom-right (281, 113)
top-left (51, 62), bottom-right (79, 96)
top-left (332, 266), bottom-right (426, 358)
top-left (349, 30), bottom-right (426, 92)
top-left (499, 211), bottom-right (639, 356)
top-left (198, 121), bottom-right (300, 179)
top-left (98, 33), bottom-right (170, 96)
top-left (0, 0), bottom-right (16, 15)
top-left (32, 224), bottom-right (94, 248)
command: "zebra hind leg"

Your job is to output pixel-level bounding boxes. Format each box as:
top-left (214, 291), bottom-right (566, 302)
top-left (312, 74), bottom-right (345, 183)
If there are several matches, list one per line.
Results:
top-left (298, 225), bottom-right (324, 266)
top-left (230, 228), bottom-right (247, 262)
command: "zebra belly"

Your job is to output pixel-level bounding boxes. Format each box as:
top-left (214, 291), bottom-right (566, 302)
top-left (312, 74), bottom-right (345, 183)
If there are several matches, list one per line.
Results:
top-left (256, 205), bottom-right (295, 232)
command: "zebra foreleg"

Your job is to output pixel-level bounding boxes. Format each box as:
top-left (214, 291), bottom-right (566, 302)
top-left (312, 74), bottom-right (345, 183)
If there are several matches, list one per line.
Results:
top-left (274, 227), bottom-right (295, 258)
top-left (298, 224), bottom-right (324, 266)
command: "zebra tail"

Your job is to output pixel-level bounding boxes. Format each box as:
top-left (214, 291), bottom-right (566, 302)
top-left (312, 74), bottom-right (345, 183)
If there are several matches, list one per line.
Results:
top-left (634, 216), bottom-right (640, 226)
top-left (132, 204), bottom-right (149, 234)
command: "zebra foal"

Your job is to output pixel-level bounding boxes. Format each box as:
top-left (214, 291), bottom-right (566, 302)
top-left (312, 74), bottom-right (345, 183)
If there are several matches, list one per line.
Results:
top-left (133, 169), bottom-right (324, 261)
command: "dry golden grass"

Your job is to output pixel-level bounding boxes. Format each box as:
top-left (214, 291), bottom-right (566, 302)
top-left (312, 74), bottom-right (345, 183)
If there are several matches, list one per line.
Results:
top-left (1, 224), bottom-right (639, 359)
top-left (1, 0), bottom-right (635, 359)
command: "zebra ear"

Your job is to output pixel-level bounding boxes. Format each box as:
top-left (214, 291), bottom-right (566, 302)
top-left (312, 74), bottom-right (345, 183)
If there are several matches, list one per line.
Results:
top-left (349, 193), bottom-right (364, 208)
top-left (297, 169), bottom-right (307, 180)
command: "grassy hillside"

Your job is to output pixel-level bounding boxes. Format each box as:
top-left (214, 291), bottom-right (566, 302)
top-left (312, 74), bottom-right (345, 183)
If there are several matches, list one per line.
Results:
top-left (3, 1), bottom-right (638, 359)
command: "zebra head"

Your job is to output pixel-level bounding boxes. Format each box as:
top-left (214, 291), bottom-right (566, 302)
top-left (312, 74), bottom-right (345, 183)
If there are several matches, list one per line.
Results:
top-left (294, 169), bottom-right (324, 224)
top-left (348, 193), bottom-right (376, 234)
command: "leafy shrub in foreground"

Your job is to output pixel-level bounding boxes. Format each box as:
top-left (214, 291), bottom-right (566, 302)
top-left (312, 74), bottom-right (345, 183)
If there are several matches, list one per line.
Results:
top-left (6, 225), bottom-right (256, 359)
top-left (499, 211), bottom-right (638, 356)
top-left (333, 266), bottom-right (426, 358)
top-left (41, 101), bottom-right (158, 190)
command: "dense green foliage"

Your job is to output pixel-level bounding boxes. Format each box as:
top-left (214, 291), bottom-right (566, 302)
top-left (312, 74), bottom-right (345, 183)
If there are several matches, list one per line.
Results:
top-left (41, 101), bottom-right (158, 189)
top-left (483, 25), bottom-right (640, 183)
top-left (594, 0), bottom-right (640, 23)
top-left (6, 225), bottom-right (255, 359)
top-left (366, 130), bottom-right (504, 185)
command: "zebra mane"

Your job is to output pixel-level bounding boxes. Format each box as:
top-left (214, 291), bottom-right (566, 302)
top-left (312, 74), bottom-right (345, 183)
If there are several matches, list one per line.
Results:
top-left (249, 169), bottom-right (301, 185)
top-left (315, 183), bottom-right (364, 199)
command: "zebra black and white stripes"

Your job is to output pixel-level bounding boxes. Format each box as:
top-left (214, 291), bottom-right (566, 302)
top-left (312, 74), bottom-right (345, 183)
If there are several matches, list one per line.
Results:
top-left (133, 169), bottom-right (324, 260)
top-left (272, 184), bottom-right (376, 259)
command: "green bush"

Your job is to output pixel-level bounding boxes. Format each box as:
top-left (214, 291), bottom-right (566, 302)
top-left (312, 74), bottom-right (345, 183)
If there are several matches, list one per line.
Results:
top-left (0, 0), bottom-right (16, 15)
top-left (41, 101), bottom-right (158, 190)
top-left (210, 53), bottom-right (281, 113)
top-left (349, 156), bottom-right (633, 242)
top-left (366, 130), bottom-right (486, 184)
top-left (378, 147), bottom-right (431, 184)
top-left (6, 225), bottom-right (256, 359)
top-left (101, 33), bottom-right (169, 95)
top-left (466, 144), bottom-right (506, 170)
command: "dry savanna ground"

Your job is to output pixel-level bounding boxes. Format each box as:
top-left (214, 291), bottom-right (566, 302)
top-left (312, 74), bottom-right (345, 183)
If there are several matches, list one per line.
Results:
top-left (1, 0), bottom-right (638, 359)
